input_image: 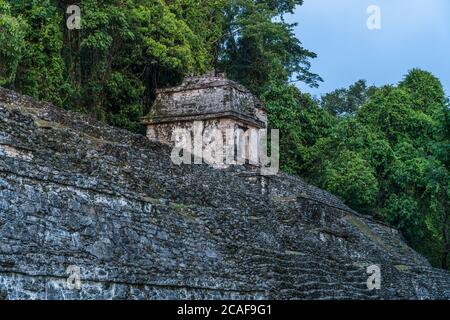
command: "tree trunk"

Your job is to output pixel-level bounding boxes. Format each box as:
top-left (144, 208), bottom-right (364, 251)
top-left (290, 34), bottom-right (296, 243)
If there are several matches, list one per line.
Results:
top-left (442, 212), bottom-right (449, 270)
top-left (442, 252), bottom-right (448, 270)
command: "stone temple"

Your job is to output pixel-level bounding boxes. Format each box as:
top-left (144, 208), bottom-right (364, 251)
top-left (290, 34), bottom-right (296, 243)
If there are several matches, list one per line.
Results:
top-left (141, 72), bottom-right (268, 145)
top-left (140, 73), bottom-right (271, 168)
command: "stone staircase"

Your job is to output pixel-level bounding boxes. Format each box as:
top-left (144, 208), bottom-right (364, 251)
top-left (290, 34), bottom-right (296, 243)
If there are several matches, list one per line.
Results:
top-left (234, 247), bottom-right (380, 299)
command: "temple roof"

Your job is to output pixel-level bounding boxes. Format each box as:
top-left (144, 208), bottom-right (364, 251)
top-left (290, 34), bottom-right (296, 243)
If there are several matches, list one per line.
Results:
top-left (155, 73), bottom-right (250, 94)
top-left (141, 73), bottom-right (267, 128)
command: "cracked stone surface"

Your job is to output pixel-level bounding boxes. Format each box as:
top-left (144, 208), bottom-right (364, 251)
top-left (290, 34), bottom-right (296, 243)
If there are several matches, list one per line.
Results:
top-left (0, 87), bottom-right (449, 300)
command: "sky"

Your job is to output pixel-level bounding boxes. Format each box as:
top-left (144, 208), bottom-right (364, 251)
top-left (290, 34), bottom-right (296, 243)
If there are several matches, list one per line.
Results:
top-left (286, 0), bottom-right (450, 97)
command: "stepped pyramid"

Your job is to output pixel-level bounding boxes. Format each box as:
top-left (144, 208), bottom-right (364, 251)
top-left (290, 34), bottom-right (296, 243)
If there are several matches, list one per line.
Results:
top-left (0, 87), bottom-right (449, 300)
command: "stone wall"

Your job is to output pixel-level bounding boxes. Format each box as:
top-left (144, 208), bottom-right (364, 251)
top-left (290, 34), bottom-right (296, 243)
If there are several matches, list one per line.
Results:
top-left (0, 87), bottom-right (449, 300)
top-left (147, 118), bottom-right (265, 168)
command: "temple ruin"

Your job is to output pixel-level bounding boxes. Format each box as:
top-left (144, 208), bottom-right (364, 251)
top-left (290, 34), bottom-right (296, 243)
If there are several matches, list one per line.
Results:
top-left (140, 73), bottom-right (271, 167)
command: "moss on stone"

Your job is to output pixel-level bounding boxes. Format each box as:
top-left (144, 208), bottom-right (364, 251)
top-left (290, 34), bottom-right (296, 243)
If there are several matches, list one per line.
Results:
top-left (395, 265), bottom-right (411, 272)
top-left (170, 202), bottom-right (197, 220)
top-left (34, 119), bottom-right (63, 130)
top-left (344, 215), bottom-right (390, 251)
top-left (271, 196), bottom-right (297, 202)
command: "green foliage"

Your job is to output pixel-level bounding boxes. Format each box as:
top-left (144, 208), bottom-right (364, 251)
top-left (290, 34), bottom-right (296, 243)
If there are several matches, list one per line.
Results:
top-left (7, 1), bottom-right (71, 106)
top-left (321, 80), bottom-right (376, 117)
top-left (131, 0), bottom-right (210, 72)
top-left (1, 0), bottom-right (319, 131)
top-left (302, 118), bottom-right (389, 214)
top-left (292, 69), bottom-right (449, 269)
top-left (261, 82), bottom-right (334, 174)
top-left (0, 1), bottom-right (26, 86)
top-left (218, 0), bottom-right (321, 94)
top-left (359, 86), bottom-right (438, 145)
top-left (381, 194), bottom-right (421, 239)
top-left (399, 68), bottom-right (446, 115)
top-left (2, 0), bottom-right (221, 131)
top-left (71, 0), bottom-right (215, 129)
top-left (322, 150), bottom-right (379, 213)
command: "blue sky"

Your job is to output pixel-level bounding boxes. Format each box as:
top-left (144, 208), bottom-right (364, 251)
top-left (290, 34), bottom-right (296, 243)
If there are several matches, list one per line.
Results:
top-left (286, 0), bottom-right (450, 97)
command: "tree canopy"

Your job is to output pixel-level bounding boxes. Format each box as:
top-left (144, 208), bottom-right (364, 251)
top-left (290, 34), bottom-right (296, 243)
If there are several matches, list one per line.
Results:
top-left (285, 70), bottom-right (449, 269)
top-left (0, 0), bottom-right (320, 131)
